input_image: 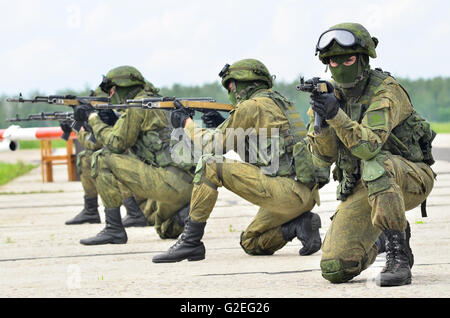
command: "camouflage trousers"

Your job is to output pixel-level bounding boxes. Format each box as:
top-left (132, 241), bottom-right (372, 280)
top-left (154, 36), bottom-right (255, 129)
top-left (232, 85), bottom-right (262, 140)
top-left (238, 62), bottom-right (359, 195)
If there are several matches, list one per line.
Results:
top-left (92, 151), bottom-right (193, 238)
top-left (190, 157), bottom-right (318, 255)
top-left (321, 154), bottom-right (435, 283)
top-left (77, 150), bottom-right (99, 198)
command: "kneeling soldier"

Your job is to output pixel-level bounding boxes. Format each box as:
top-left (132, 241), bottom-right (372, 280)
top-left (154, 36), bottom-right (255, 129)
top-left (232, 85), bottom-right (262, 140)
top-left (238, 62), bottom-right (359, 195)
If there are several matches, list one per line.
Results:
top-left (308, 23), bottom-right (436, 286)
top-left (153, 59), bottom-right (328, 263)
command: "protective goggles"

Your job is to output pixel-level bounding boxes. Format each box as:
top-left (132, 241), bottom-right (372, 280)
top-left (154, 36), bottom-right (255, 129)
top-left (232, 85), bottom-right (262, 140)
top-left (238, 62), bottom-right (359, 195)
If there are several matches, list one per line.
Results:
top-left (99, 75), bottom-right (113, 93)
top-left (316, 29), bottom-right (363, 54)
top-left (218, 64), bottom-right (230, 78)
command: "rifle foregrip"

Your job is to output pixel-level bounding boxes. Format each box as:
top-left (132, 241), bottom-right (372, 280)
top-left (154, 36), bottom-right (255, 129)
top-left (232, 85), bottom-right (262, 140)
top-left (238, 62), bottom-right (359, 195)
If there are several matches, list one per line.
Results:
top-left (314, 112), bottom-right (322, 134)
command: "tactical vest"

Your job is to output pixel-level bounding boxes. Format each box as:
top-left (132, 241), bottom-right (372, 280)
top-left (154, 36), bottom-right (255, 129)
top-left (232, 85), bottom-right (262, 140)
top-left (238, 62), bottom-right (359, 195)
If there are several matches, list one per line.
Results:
top-left (333, 68), bottom-right (435, 200)
top-left (253, 89), bottom-right (329, 187)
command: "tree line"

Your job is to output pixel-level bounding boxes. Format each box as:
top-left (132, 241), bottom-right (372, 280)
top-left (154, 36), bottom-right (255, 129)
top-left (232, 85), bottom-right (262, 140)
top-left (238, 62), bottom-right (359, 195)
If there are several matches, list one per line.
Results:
top-left (1, 76), bottom-right (449, 129)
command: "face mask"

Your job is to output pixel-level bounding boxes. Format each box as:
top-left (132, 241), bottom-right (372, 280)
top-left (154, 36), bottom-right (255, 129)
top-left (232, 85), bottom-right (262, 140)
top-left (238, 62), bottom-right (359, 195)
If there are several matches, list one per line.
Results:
top-left (110, 86), bottom-right (140, 104)
top-left (228, 91), bottom-right (237, 106)
top-left (329, 54), bottom-right (359, 84)
top-left (227, 81), bottom-right (238, 106)
top-left (228, 80), bottom-right (266, 105)
top-left (329, 54), bottom-right (370, 89)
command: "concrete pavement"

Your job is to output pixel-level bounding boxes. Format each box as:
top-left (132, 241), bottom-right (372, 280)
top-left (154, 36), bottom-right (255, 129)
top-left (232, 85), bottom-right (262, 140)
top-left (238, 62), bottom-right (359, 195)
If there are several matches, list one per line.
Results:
top-left (0, 136), bottom-right (449, 298)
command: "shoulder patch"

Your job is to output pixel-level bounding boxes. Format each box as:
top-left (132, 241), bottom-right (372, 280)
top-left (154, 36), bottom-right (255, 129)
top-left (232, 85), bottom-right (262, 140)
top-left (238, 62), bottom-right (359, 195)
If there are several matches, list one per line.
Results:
top-left (366, 110), bottom-right (386, 127)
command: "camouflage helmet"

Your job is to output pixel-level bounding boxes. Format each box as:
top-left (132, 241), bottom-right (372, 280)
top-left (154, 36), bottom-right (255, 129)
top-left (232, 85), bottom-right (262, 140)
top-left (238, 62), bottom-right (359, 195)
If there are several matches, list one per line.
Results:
top-left (317, 23), bottom-right (378, 64)
top-left (219, 58), bottom-right (273, 89)
top-left (100, 65), bottom-right (145, 92)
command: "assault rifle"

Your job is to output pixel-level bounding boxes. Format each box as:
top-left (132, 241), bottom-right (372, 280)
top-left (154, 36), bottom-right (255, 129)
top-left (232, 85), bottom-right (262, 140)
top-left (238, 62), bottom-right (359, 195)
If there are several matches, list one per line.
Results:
top-left (94, 96), bottom-right (234, 114)
top-left (296, 77), bottom-right (329, 134)
top-left (6, 112), bottom-right (74, 140)
top-left (6, 93), bottom-right (110, 142)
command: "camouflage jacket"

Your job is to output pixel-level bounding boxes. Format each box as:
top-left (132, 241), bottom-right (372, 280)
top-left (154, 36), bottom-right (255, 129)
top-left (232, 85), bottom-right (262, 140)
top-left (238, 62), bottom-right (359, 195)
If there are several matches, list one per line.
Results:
top-left (307, 68), bottom-right (432, 199)
top-left (88, 88), bottom-right (180, 169)
top-left (185, 88), bottom-right (307, 178)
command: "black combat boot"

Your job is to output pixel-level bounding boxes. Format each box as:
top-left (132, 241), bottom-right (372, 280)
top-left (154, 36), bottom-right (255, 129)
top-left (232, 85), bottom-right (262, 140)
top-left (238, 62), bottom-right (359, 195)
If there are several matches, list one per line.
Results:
top-left (173, 204), bottom-right (190, 227)
top-left (375, 232), bottom-right (387, 254)
top-left (376, 229), bottom-right (412, 286)
top-left (80, 207), bottom-right (128, 245)
top-left (65, 196), bottom-right (101, 225)
top-left (404, 221), bottom-right (414, 268)
top-left (375, 222), bottom-right (414, 268)
top-left (152, 217), bottom-right (206, 263)
top-left (281, 211), bottom-right (322, 256)
top-left (121, 197), bottom-right (148, 227)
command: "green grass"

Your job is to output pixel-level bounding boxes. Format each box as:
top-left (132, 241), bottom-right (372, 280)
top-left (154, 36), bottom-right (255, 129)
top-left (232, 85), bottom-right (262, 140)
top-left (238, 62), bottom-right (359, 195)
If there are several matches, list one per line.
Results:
top-left (5, 237), bottom-right (15, 244)
top-left (0, 161), bottom-right (38, 186)
top-left (431, 122), bottom-right (450, 133)
top-left (18, 140), bottom-right (67, 149)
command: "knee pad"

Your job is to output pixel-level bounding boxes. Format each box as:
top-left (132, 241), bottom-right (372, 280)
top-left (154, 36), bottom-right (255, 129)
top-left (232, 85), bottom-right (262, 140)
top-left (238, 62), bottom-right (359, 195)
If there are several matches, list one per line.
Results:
top-left (320, 259), bottom-right (361, 284)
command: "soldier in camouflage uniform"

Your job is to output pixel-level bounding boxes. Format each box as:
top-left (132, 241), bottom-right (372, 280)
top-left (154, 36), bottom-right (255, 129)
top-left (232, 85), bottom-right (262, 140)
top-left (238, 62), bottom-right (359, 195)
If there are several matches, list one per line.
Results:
top-left (308, 23), bottom-right (436, 286)
top-left (152, 59), bottom-right (326, 263)
top-left (73, 65), bottom-right (194, 245)
top-left (63, 85), bottom-right (150, 228)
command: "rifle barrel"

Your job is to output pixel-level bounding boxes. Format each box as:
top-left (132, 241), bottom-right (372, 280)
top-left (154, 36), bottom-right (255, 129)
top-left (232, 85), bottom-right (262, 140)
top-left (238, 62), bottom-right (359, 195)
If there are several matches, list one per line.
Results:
top-left (94, 100), bottom-right (233, 112)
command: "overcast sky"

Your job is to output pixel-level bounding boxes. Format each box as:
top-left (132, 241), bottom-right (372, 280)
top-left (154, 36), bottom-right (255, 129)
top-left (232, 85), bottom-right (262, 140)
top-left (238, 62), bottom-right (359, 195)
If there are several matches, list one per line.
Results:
top-left (0, 0), bottom-right (449, 96)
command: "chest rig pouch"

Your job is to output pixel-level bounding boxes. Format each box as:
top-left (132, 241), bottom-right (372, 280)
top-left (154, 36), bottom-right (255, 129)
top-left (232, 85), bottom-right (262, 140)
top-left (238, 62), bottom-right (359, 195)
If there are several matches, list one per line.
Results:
top-left (383, 108), bottom-right (436, 166)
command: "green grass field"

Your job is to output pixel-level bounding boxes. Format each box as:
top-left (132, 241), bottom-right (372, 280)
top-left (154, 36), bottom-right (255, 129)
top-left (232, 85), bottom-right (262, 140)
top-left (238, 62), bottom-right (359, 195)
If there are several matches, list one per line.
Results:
top-left (431, 122), bottom-right (450, 133)
top-left (18, 140), bottom-right (67, 149)
top-left (0, 161), bottom-right (38, 186)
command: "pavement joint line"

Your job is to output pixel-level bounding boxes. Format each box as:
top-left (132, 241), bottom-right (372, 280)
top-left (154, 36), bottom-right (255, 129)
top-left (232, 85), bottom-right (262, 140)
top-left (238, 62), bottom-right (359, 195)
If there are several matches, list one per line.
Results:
top-left (0, 204), bottom-right (84, 210)
top-left (199, 269), bottom-right (321, 276)
top-left (197, 262), bottom-right (450, 277)
top-left (0, 247), bottom-right (245, 262)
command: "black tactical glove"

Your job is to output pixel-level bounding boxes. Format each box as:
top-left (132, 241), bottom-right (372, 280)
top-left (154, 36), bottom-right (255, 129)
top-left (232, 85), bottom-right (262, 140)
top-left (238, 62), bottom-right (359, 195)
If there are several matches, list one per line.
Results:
top-left (201, 110), bottom-right (226, 128)
top-left (310, 92), bottom-right (340, 120)
top-left (170, 100), bottom-right (192, 128)
top-left (59, 120), bottom-right (73, 141)
top-left (98, 109), bottom-right (119, 126)
top-left (60, 120), bottom-right (72, 135)
top-left (73, 103), bottom-right (95, 122)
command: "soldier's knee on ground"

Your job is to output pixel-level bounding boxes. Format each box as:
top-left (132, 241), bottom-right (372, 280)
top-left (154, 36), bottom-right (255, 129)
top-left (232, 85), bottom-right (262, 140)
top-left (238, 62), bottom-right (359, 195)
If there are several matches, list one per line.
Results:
top-left (156, 218), bottom-right (184, 239)
top-left (239, 232), bottom-right (276, 256)
top-left (320, 259), bottom-right (361, 283)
